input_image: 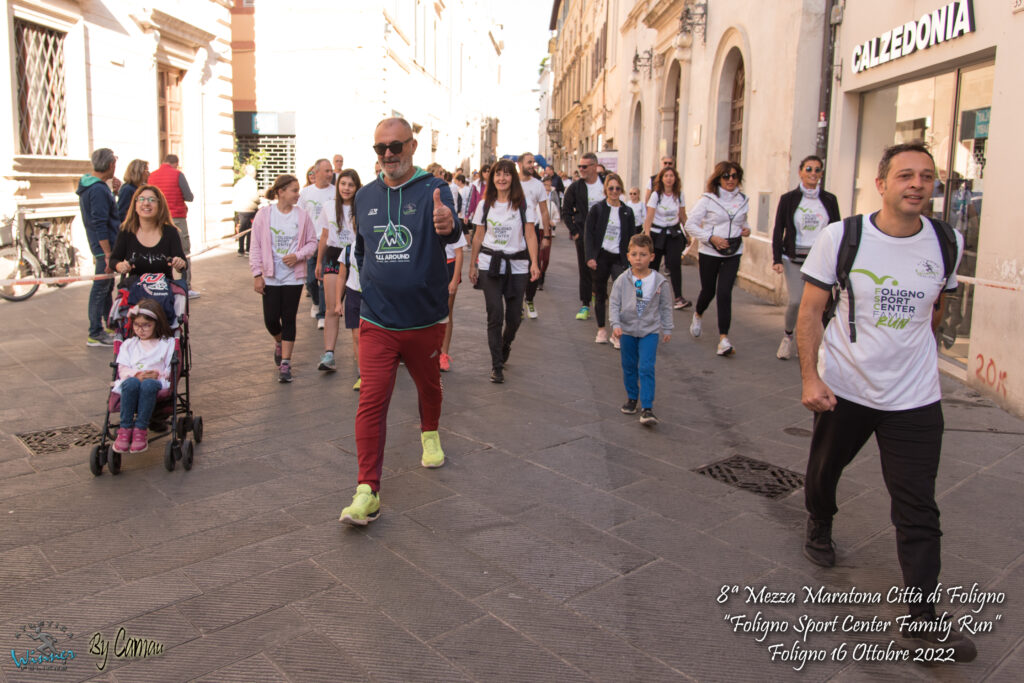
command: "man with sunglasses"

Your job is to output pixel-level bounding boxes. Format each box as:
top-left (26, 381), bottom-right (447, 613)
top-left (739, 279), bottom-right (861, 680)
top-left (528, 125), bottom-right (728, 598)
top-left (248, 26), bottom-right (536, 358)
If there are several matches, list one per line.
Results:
top-left (339, 117), bottom-right (460, 527)
top-left (562, 152), bottom-right (605, 320)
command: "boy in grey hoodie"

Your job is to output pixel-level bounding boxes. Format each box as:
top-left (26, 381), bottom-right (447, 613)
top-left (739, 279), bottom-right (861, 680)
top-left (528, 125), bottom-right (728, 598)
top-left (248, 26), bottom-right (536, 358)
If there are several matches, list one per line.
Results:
top-left (610, 233), bottom-right (674, 425)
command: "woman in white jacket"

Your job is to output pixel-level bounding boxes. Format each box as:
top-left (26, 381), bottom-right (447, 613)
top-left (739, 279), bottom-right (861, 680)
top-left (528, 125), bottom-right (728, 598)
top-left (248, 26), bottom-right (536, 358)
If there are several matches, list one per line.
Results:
top-left (683, 161), bottom-right (751, 356)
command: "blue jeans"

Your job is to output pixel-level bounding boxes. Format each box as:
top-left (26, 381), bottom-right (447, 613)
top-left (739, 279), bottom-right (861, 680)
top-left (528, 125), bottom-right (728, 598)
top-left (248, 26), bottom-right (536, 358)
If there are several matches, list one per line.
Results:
top-left (88, 254), bottom-right (114, 337)
top-left (619, 332), bottom-right (659, 409)
top-left (119, 377), bottom-right (162, 429)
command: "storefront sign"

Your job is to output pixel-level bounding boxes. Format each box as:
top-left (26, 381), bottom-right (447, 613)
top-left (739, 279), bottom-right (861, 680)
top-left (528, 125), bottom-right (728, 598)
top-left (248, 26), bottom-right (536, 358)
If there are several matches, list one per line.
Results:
top-left (851, 0), bottom-right (976, 74)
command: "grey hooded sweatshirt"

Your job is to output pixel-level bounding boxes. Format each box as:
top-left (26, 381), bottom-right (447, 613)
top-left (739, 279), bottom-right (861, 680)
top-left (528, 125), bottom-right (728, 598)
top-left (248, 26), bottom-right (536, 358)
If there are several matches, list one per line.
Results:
top-left (609, 268), bottom-right (674, 338)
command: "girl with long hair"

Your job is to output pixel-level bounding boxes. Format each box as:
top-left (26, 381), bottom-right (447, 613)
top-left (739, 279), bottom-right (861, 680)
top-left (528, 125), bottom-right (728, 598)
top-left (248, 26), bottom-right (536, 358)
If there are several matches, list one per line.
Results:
top-left (584, 173), bottom-right (637, 346)
top-left (109, 185), bottom-right (187, 280)
top-left (643, 166), bottom-right (690, 310)
top-left (314, 169), bottom-right (361, 373)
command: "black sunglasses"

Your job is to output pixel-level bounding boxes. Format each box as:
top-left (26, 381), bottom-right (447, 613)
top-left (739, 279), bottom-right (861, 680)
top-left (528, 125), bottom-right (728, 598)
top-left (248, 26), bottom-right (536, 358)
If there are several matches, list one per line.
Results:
top-left (607, 185), bottom-right (623, 192)
top-left (720, 172), bottom-right (739, 180)
top-left (803, 166), bottom-right (823, 173)
top-left (578, 164), bottom-right (592, 169)
top-left (372, 137), bottom-right (413, 156)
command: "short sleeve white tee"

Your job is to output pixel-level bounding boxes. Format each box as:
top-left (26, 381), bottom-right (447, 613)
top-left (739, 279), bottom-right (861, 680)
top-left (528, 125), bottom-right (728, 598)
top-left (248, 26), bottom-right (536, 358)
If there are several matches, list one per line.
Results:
top-left (113, 337), bottom-right (175, 393)
top-left (793, 195), bottom-right (830, 250)
top-left (602, 206), bottom-right (623, 254)
top-left (318, 200), bottom-right (356, 249)
top-left (800, 214), bottom-right (963, 411)
top-left (472, 201), bottom-right (537, 275)
top-left (646, 192), bottom-right (685, 228)
top-left (635, 271), bottom-right (657, 317)
top-left (298, 184), bottom-right (335, 222)
top-left (585, 180), bottom-right (605, 210)
top-left (624, 200), bottom-right (646, 225)
top-left (521, 177), bottom-right (547, 218)
top-left (445, 231), bottom-right (467, 260)
top-left (265, 205), bottom-right (301, 286)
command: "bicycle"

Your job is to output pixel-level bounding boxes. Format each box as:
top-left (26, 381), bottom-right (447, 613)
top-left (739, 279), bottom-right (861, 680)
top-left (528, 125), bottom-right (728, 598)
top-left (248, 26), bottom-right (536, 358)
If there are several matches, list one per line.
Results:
top-left (0, 216), bottom-right (78, 301)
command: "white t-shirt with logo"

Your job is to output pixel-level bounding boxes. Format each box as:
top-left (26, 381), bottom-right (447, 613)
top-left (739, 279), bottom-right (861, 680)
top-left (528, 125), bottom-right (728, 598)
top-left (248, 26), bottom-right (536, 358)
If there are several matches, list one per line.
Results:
top-left (317, 200), bottom-right (356, 249)
top-left (445, 231), bottom-right (467, 261)
top-left (793, 195), bottom-right (830, 250)
top-left (800, 215), bottom-right (963, 411)
top-left (646, 192), bottom-right (685, 228)
top-left (472, 200), bottom-right (537, 275)
top-left (625, 200), bottom-right (646, 225)
top-left (298, 184), bottom-right (335, 223)
top-left (265, 205), bottom-right (301, 286)
top-left (585, 180), bottom-right (605, 210)
top-left (602, 205), bottom-right (623, 254)
top-left (521, 177), bottom-right (547, 226)
top-left (634, 271), bottom-right (657, 317)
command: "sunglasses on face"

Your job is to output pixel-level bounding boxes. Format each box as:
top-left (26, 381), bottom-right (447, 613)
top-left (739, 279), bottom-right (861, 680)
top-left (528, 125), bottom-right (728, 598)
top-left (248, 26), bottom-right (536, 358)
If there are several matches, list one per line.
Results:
top-left (578, 164), bottom-right (592, 170)
top-left (607, 186), bottom-right (623, 192)
top-left (372, 137), bottom-right (413, 156)
top-left (803, 166), bottom-right (823, 173)
top-left (720, 172), bottom-right (739, 181)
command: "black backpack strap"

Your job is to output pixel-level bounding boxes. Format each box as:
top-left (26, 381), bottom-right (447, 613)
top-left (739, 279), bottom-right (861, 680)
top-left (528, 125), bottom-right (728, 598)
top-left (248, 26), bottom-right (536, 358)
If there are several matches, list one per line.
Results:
top-left (930, 218), bottom-right (958, 286)
top-left (827, 214), bottom-right (863, 342)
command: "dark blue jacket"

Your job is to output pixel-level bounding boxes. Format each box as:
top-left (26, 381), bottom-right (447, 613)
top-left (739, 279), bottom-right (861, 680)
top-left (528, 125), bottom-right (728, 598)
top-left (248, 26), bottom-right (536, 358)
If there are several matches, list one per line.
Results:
top-left (354, 168), bottom-right (461, 330)
top-left (116, 182), bottom-right (138, 224)
top-left (77, 174), bottom-right (120, 256)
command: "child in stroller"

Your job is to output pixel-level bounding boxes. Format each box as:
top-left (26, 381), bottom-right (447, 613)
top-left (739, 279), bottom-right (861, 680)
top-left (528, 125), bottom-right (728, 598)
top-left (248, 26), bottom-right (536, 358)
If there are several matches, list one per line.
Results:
top-left (112, 299), bottom-right (174, 453)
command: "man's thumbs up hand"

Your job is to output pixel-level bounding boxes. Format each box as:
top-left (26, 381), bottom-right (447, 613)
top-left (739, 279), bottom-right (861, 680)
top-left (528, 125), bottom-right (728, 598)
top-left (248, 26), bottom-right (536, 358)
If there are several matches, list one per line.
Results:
top-left (432, 187), bottom-right (454, 235)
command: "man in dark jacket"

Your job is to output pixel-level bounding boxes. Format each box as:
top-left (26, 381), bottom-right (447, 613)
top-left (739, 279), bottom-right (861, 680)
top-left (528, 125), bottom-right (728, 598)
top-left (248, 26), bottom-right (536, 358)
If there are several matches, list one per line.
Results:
top-left (562, 152), bottom-right (605, 319)
top-left (339, 117), bottom-right (460, 527)
top-left (77, 148), bottom-right (120, 346)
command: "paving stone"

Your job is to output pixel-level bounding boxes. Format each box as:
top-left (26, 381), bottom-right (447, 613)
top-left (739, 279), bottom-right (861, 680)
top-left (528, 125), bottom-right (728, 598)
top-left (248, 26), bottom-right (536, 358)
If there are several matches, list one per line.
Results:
top-left (0, 561), bottom-right (125, 628)
top-left (615, 478), bottom-right (746, 531)
top-left (526, 436), bottom-right (650, 491)
top-left (267, 631), bottom-right (369, 682)
top-left (39, 526), bottom-right (140, 574)
top-left (293, 586), bottom-right (472, 683)
top-left (313, 539), bottom-right (483, 640)
top-left (0, 545), bottom-right (54, 590)
top-left (432, 615), bottom-right (591, 682)
top-left (477, 582), bottom-right (687, 682)
top-left (193, 654), bottom-right (288, 683)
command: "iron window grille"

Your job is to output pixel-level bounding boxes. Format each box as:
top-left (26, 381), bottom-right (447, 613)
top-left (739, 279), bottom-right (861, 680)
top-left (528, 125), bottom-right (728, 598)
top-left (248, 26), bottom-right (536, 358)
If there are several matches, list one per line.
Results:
top-left (14, 18), bottom-right (68, 156)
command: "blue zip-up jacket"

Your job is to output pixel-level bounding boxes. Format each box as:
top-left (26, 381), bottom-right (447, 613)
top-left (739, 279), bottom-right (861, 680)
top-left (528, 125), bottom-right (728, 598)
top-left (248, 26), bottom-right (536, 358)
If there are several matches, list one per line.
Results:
top-left (76, 174), bottom-right (120, 256)
top-left (354, 168), bottom-right (461, 330)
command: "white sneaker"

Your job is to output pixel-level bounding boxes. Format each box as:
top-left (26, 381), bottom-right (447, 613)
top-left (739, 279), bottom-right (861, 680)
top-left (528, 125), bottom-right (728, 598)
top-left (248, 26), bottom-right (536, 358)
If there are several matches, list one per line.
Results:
top-left (526, 301), bottom-right (538, 319)
top-left (717, 337), bottom-right (734, 356)
top-left (317, 318), bottom-right (325, 330)
top-left (310, 303), bottom-right (318, 319)
top-left (689, 314), bottom-right (702, 338)
top-left (777, 335), bottom-right (793, 360)
top-left (188, 289), bottom-right (201, 299)
top-left (595, 328), bottom-right (609, 344)
top-left (610, 335), bottom-right (620, 350)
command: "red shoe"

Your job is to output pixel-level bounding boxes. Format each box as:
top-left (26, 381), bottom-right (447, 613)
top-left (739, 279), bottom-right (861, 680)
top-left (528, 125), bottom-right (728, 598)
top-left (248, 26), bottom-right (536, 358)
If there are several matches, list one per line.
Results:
top-left (439, 353), bottom-right (451, 372)
top-left (113, 428), bottom-right (132, 453)
top-left (130, 428), bottom-right (149, 453)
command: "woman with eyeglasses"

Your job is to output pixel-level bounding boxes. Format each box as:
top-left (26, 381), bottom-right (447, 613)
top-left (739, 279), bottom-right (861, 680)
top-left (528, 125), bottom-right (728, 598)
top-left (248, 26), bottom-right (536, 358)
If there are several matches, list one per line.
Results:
top-left (683, 161), bottom-right (751, 356)
top-left (109, 185), bottom-right (187, 281)
top-left (585, 173), bottom-right (637, 347)
top-left (643, 166), bottom-right (691, 311)
top-left (468, 159), bottom-right (541, 383)
top-left (771, 155), bottom-right (841, 360)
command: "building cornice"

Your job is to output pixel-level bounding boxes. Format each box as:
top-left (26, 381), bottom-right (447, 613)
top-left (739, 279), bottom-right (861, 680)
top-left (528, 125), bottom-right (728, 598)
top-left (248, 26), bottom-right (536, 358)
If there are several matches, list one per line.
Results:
top-left (643, 0), bottom-right (686, 31)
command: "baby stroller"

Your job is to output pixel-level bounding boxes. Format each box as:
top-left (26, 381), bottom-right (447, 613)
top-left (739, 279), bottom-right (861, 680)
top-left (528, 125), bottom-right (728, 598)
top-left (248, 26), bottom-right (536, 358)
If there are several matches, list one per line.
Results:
top-left (89, 273), bottom-right (203, 475)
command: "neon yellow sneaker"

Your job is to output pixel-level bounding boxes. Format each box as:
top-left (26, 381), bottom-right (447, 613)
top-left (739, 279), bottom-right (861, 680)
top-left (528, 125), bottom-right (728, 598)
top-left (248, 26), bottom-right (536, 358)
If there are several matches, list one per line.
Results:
top-left (420, 430), bottom-right (445, 468)
top-left (339, 484), bottom-right (380, 526)
top-left (352, 377), bottom-right (361, 391)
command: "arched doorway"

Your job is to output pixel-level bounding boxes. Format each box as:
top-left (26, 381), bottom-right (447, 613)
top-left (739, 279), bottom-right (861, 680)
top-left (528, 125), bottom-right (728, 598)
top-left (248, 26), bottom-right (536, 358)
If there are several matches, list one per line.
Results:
top-left (715, 47), bottom-right (746, 164)
top-left (630, 101), bottom-right (643, 187)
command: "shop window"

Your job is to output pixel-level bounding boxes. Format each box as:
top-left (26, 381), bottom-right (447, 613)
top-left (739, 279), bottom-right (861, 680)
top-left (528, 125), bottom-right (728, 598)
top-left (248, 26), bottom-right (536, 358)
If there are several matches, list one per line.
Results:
top-left (158, 66), bottom-right (184, 161)
top-left (854, 60), bottom-right (994, 367)
top-left (14, 19), bottom-right (68, 156)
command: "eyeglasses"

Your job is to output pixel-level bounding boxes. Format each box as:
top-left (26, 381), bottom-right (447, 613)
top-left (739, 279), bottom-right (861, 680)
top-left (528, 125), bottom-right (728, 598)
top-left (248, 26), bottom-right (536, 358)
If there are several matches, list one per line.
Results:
top-left (136, 196), bottom-right (159, 204)
top-left (578, 163), bottom-right (592, 169)
top-left (607, 186), bottom-right (623, 192)
top-left (372, 137), bottom-right (413, 156)
top-left (803, 166), bottom-right (823, 173)
top-left (634, 279), bottom-right (643, 300)
top-left (720, 172), bottom-right (739, 181)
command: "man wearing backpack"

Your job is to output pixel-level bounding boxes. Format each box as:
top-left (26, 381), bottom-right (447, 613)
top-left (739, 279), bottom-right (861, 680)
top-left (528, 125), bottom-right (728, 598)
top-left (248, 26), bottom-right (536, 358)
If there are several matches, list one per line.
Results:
top-left (796, 142), bottom-right (974, 662)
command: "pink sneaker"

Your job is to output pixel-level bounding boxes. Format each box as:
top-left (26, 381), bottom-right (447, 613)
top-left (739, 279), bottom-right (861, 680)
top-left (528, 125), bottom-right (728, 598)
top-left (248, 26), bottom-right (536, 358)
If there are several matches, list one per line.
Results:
top-left (113, 428), bottom-right (132, 453)
top-left (130, 428), bottom-right (149, 453)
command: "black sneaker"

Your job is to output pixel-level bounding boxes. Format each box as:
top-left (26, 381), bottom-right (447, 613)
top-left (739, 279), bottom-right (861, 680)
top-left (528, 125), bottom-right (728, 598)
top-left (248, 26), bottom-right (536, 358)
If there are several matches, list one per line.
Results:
top-left (490, 368), bottom-right (504, 384)
top-left (278, 362), bottom-right (293, 383)
top-left (639, 409), bottom-right (659, 425)
top-left (803, 517), bottom-right (836, 567)
top-left (900, 613), bottom-right (978, 664)
top-left (501, 344), bottom-right (511, 364)
top-left (621, 399), bottom-right (638, 414)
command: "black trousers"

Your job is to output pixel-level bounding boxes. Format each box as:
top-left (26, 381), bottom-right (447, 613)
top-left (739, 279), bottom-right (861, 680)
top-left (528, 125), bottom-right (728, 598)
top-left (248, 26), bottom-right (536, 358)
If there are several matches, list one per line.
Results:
top-left (592, 250), bottom-right (624, 328)
top-left (573, 234), bottom-right (593, 307)
top-left (695, 253), bottom-right (740, 335)
top-left (261, 284), bottom-right (303, 342)
top-left (479, 272), bottom-right (528, 370)
top-left (235, 211), bottom-right (254, 253)
top-left (651, 231), bottom-right (685, 299)
top-left (805, 397), bottom-right (943, 617)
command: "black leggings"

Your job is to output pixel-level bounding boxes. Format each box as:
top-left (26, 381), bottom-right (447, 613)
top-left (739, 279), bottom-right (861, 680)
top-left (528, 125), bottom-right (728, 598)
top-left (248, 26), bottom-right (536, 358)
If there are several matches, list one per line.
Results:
top-left (695, 253), bottom-right (741, 335)
top-left (573, 235), bottom-right (593, 307)
top-left (479, 272), bottom-right (528, 370)
top-left (592, 250), bottom-right (625, 327)
top-left (262, 284), bottom-right (303, 342)
top-left (651, 232), bottom-right (686, 299)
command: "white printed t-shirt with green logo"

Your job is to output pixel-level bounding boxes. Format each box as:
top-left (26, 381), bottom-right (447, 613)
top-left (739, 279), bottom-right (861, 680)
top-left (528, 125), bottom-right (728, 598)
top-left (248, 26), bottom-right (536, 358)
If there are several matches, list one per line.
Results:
top-left (801, 215), bottom-right (963, 411)
top-left (603, 206), bottom-right (623, 254)
top-left (264, 205), bottom-right (301, 286)
top-left (317, 200), bottom-right (356, 249)
top-left (585, 180), bottom-right (605, 210)
top-left (472, 201), bottom-right (537, 275)
top-left (521, 177), bottom-right (547, 219)
top-left (794, 193), bottom-right (830, 250)
top-left (646, 192), bottom-right (685, 227)
top-left (298, 184), bottom-right (335, 223)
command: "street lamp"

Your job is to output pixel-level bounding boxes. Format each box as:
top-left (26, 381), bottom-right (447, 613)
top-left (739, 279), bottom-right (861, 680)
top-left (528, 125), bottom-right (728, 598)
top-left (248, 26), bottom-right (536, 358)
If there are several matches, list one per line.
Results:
top-left (632, 48), bottom-right (653, 79)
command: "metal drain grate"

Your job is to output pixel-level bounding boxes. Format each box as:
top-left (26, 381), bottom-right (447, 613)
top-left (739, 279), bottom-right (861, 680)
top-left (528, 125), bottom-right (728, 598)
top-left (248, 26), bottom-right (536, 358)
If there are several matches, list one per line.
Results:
top-left (15, 423), bottom-right (101, 455)
top-left (694, 454), bottom-right (805, 499)
top-left (783, 427), bottom-right (813, 437)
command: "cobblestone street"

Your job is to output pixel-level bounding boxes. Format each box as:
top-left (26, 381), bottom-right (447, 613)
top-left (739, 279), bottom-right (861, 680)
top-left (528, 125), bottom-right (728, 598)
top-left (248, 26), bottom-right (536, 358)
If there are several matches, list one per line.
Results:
top-left (1, 237), bottom-right (1022, 682)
